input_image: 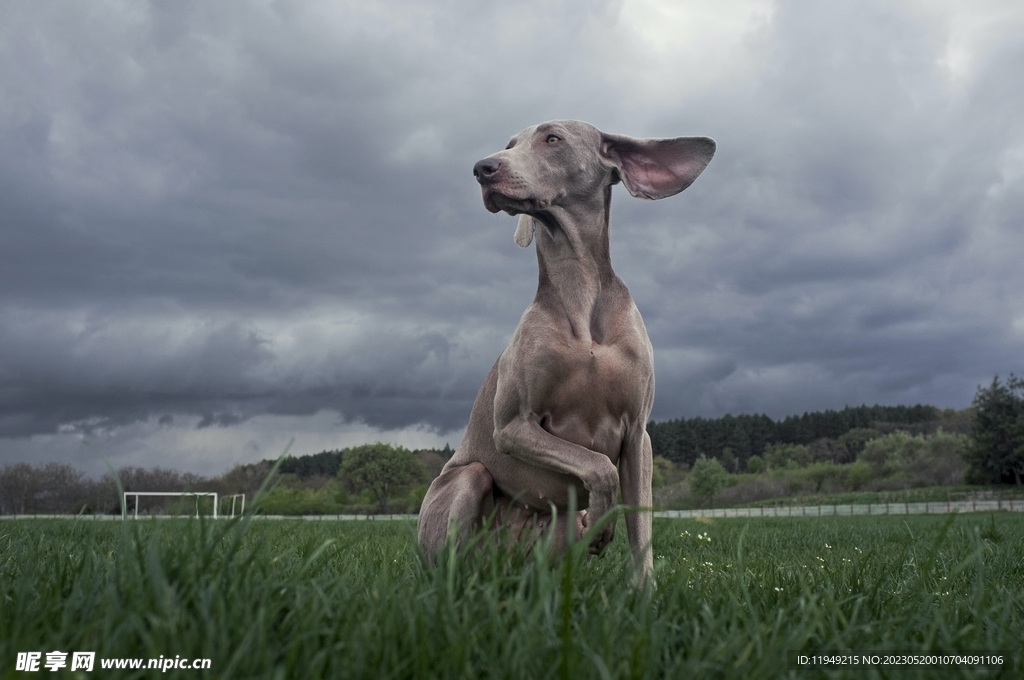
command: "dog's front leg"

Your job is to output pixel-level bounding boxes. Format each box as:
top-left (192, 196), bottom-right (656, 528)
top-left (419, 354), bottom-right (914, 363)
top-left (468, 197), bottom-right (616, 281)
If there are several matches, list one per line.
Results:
top-left (494, 413), bottom-right (619, 553)
top-left (619, 426), bottom-right (654, 585)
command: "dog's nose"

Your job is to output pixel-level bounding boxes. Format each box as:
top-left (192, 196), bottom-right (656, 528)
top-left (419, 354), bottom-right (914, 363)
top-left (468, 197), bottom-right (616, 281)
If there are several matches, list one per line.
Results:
top-left (473, 157), bottom-right (501, 184)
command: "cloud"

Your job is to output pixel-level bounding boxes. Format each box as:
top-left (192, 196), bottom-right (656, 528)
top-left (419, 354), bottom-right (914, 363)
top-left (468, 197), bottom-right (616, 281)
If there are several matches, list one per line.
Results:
top-left (1, 0), bottom-right (1023, 472)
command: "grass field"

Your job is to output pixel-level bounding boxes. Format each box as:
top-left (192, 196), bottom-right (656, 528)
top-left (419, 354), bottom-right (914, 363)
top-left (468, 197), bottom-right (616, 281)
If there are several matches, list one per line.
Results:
top-left (2, 512), bottom-right (1022, 679)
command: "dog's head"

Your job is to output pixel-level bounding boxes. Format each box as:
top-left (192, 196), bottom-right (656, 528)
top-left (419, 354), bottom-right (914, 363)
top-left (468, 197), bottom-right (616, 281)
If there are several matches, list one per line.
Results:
top-left (473, 120), bottom-right (715, 247)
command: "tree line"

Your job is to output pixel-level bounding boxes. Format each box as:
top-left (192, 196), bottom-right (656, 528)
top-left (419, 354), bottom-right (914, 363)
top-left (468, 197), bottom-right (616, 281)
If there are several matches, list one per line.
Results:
top-left (646, 403), bottom-right (952, 470)
top-left (0, 464), bottom-right (227, 516)
top-left (0, 444), bottom-right (451, 516)
top-left (653, 375), bottom-right (1024, 504)
top-left (264, 443), bottom-right (452, 479)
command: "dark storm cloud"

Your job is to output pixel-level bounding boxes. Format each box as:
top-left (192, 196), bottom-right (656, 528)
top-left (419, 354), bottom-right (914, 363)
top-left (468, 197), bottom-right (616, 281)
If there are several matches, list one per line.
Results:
top-left (1, 0), bottom-right (1023, 463)
top-left (610, 2), bottom-right (1024, 419)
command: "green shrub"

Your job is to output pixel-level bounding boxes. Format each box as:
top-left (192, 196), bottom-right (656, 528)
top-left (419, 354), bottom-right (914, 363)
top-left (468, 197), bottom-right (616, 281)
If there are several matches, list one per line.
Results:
top-left (860, 432), bottom-right (925, 473)
top-left (652, 456), bottom-right (675, 488)
top-left (408, 484), bottom-right (430, 513)
top-left (919, 430), bottom-right (969, 485)
top-left (844, 461), bottom-right (874, 490)
top-left (788, 462), bottom-right (848, 495)
top-left (837, 427), bottom-right (881, 458)
top-left (859, 431), bottom-right (968, 486)
top-left (688, 455), bottom-right (728, 507)
top-left (258, 487), bottom-right (327, 515)
top-left (764, 443), bottom-right (810, 470)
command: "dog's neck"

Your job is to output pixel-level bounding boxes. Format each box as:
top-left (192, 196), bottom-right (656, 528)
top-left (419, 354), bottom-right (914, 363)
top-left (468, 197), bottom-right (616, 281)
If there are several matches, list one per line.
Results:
top-left (531, 188), bottom-right (617, 343)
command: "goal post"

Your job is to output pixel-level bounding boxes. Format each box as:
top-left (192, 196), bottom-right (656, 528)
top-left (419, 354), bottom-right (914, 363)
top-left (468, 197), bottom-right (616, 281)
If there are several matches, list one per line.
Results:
top-left (122, 491), bottom-right (218, 519)
top-left (222, 494), bottom-right (246, 518)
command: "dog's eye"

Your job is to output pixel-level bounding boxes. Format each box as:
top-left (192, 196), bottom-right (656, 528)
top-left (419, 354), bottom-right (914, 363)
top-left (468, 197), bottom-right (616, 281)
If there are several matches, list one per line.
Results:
top-left (505, 140), bottom-right (516, 150)
top-left (546, 135), bottom-right (561, 144)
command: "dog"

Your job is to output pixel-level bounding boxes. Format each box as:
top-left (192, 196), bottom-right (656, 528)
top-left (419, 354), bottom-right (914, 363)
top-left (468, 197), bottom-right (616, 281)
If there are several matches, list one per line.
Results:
top-left (417, 120), bottom-right (715, 582)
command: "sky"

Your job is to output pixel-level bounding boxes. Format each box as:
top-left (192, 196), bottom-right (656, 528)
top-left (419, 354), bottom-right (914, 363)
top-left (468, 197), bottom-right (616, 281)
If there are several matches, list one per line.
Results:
top-left (1, 0), bottom-right (1022, 477)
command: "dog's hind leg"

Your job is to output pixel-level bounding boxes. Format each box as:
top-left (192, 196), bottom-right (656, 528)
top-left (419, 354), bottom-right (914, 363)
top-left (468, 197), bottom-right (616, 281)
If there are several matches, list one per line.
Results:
top-left (417, 461), bottom-right (495, 560)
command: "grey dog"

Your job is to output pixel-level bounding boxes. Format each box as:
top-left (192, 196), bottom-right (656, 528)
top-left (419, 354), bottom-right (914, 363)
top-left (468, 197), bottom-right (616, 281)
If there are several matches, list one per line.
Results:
top-left (417, 120), bottom-right (715, 583)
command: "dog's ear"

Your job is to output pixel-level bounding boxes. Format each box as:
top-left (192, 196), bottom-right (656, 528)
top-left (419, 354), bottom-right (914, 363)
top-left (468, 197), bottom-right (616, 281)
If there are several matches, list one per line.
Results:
top-left (514, 214), bottom-right (536, 247)
top-left (601, 134), bottom-right (716, 200)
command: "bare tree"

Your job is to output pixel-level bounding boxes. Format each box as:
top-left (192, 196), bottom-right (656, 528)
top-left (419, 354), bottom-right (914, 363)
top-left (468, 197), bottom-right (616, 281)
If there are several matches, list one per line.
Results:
top-left (36, 463), bottom-right (87, 513)
top-left (83, 476), bottom-right (121, 515)
top-left (215, 461), bottom-right (273, 497)
top-left (116, 466), bottom-right (212, 514)
top-left (0, 463), bottom-right (39, 514)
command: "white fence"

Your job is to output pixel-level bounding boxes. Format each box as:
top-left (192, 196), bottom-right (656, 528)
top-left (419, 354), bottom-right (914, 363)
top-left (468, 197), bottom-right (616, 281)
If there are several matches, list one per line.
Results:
top-left (2, 501), bottom-right (1023, 521)
top-left (654, 499), bottom-right (1024, 519)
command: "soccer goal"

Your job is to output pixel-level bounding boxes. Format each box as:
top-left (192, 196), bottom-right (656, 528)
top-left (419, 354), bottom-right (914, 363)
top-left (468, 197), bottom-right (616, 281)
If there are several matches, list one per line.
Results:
top-left (122, 492), bottom-right (219, 519)
top-left (222, 494), bottom-right (246, 518)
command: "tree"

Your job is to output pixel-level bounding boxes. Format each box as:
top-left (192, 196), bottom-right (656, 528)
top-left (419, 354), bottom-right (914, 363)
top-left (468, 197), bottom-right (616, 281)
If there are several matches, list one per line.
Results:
top-left (837, 428), bottom-right (879, 459)
top-left (652, 456), bottom-right (677, 488)
top-left (0, 462), bottom-right (97, 515)
top-left (339, 443), bottom-right (425, 513)
top-left (275, 450), bottom-right (344, 478)
top-left (859, 431), bottom-right (926, 475)
top-left (688, 455), bottom-right (728, 508)
top-left (764, 443), bottom-right (810, 470)
top-left (966, 375), bottom-right (1024, 484)
top-left (0, 463), bottom-right (40, 515)
top-left (919, 430), bottom-right (969, 486)
top-left (36, 463), bottom-right (87, 514)
top-left (720, 447), bottom-right (738, 474)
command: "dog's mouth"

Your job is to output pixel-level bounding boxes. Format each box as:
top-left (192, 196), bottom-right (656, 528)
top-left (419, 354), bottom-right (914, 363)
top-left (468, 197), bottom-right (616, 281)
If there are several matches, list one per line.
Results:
top-left (482, 189), bottom-right (545, 216)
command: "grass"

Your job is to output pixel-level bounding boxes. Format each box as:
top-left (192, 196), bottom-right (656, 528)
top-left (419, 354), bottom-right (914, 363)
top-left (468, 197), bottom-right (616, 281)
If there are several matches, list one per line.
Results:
top-left (1, 512), bottom-right (1023, 679)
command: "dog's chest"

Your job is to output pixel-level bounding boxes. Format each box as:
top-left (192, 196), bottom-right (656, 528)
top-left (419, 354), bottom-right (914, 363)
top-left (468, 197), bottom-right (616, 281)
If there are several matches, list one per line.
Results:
top-left (556, 339), bottom-right (645, 396)
top-left (528, 336), bottom-right (651, 452)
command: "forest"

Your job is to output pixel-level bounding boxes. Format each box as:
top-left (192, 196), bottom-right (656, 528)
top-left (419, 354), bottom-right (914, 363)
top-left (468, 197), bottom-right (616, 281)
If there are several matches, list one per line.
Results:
top-left (646, 403), bottom-right (958, 470)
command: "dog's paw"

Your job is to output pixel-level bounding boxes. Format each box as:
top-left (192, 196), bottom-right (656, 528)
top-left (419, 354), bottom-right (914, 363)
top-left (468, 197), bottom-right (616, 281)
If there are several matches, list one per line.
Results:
top-left (581, 506), bottom-right (616, 555)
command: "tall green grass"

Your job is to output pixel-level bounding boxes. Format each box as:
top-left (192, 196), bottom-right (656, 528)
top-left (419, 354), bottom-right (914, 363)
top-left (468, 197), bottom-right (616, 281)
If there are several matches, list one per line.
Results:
top-left (1, 512), bottom-right (1022, 678)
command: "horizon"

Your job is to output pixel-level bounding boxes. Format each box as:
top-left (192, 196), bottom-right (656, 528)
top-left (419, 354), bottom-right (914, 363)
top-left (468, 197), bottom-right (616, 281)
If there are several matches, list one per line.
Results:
top-left (4, 399), bottom-right (973, 482)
